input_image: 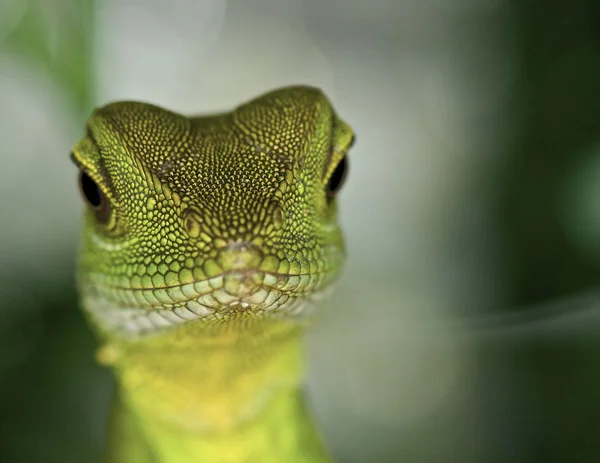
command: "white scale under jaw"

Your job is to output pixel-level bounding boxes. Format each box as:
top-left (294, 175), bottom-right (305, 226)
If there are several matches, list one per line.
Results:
top-left (83, 285), bottom-right (328, 338)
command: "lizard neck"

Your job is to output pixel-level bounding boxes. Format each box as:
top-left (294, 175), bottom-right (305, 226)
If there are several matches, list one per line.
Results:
top-left (100, 316), bottom-right (329, 462)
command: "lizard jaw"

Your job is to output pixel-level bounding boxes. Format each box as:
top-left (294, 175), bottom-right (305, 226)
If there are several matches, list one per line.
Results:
top-left (81, 269), bottom-right (335, 338)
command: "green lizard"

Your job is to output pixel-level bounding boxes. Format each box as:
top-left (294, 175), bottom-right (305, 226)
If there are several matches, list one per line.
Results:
top-left (71, 86), bottom-right (354, 463)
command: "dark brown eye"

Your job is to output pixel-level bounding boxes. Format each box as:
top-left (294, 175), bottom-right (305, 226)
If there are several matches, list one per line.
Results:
top-left (326, 157), bottom-right (348, 199)
top-left (79, 171), bottom-right (111, 224)
top-left (79, 171), bottom-right (102, 207)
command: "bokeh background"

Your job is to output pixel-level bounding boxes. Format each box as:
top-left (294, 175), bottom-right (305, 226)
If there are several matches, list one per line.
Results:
top-left (1, 0), bottom-right (600, 462)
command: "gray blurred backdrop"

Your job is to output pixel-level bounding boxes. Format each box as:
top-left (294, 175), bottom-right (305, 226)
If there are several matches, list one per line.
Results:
top-left (1, 0), bottom-right (600, 462)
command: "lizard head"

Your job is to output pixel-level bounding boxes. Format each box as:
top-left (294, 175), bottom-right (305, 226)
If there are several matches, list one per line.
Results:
top-left (71, 86), bottom-right (354, 339)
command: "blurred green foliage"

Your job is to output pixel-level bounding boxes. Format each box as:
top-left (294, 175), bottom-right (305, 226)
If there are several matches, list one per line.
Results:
top-left (498, 0), bottom-right (600, 306)
top-left (3, 0), bottom-right (96, 114)
top-left (1, 1), bottom-right (109, 462)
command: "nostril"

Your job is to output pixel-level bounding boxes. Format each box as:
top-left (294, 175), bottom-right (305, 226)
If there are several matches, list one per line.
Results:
top-left (217, 242), bottom-right (263, 270)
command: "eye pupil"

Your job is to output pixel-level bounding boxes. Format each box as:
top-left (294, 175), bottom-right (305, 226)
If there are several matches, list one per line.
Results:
top-left (78, 171), bottom-right (112, 225)
top-left (79, 171), bottom-right (103, 208)
top-left (326, 157), bottom-right (348, 198)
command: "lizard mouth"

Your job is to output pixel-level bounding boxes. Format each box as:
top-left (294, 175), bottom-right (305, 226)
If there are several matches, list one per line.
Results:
top-left (81, 268), bottom-right (336, 337)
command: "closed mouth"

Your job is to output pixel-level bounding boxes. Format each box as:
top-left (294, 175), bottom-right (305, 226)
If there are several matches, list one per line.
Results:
top-left (81, 268), bottom-right (336, 337)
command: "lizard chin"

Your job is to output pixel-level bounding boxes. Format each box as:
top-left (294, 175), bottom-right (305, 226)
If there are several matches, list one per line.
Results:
top-left (80, 268), bottom-right (336, 339)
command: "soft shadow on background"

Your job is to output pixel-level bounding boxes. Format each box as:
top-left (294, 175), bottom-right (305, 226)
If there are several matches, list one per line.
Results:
top-left (1, 1), bottom-right (600, 462)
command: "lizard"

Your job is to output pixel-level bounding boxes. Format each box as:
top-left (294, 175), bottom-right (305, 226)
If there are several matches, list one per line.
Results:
top-left (70, 86), bottom-right (355, 463)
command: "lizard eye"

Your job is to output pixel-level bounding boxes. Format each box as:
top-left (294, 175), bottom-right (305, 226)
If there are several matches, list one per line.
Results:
top-left (79, 171), bottom-right (111, 224)
top-left (326, 157), bottom-right (348, 199)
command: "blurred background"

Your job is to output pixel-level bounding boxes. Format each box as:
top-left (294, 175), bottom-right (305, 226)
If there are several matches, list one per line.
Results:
top-left (1, 0), bottom-right (600, 461)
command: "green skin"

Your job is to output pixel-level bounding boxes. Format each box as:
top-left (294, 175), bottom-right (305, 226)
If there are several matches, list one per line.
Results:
top-left (71, 86), bottom-right (354, 462)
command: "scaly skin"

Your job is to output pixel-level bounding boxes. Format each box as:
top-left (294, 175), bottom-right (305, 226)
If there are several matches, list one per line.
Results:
top-left (71, 86), bottom-right (354, 462)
